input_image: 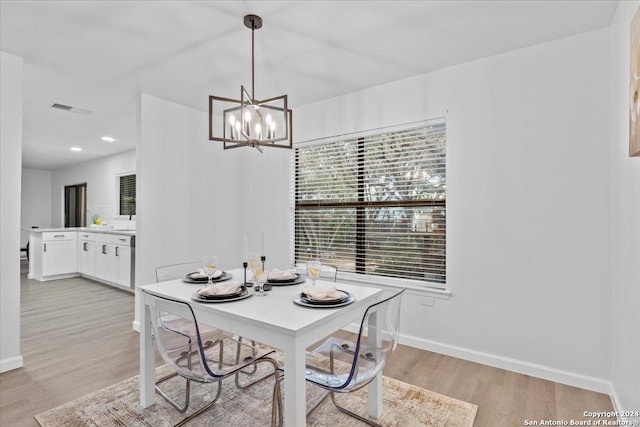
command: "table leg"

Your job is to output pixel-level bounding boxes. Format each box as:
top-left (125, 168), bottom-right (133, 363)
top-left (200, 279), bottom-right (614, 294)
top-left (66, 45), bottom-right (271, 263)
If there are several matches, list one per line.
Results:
top-left (283, 339), bottom-right (306, 426)
top-left (367, 310), bottom-right (383, 418)
top-left (139, 296), bottom-right (155, 408)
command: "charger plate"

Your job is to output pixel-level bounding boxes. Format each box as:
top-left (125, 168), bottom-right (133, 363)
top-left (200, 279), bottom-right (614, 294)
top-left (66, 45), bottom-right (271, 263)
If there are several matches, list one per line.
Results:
top-left (184, 271), bottom-right (233, 284)
top-left (293, 292), bottom-right (355, 308)
top-left (191, 288), bottom-right (252, 303)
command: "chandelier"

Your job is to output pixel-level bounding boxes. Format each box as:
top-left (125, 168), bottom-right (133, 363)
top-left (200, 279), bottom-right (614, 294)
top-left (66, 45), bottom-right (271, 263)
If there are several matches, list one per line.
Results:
top-left (208, 14), bottom-right (292, 152)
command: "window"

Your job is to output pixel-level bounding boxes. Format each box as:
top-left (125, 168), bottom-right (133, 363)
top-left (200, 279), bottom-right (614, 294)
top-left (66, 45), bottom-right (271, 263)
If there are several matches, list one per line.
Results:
top-left (294, 119), bottom-right (446, 286)
top-left (119, 174), bottom-right (136, 216)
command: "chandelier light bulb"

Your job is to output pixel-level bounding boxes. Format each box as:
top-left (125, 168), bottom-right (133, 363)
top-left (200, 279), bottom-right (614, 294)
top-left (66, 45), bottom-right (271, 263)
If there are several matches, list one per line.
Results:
top-left (228, 114), bottom-right (236, 139)
top-left (269, 121), bottom-right (276, 139)
top-left (244, 110), bottom-right (252, 135)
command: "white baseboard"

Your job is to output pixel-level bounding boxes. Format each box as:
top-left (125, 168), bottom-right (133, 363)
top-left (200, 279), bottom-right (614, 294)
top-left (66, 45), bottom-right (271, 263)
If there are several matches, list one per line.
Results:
top-left (342, 324), bottom-right (612, 395)
top-left (610, 386), bottom-right (623, 416)
top-left (0, 355), bottom-right (24, 373)
top-left (609, 385), bottom-right (638, 423)
top-left (399, 333), bottom-right (612, 395)
top-left (132, 320), bottom-right (140, 332)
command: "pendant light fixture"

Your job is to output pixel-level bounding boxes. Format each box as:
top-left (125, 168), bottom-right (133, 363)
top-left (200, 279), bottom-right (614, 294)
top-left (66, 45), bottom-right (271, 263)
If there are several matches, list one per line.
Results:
top-left (208, 14), bottom-right (292, 152)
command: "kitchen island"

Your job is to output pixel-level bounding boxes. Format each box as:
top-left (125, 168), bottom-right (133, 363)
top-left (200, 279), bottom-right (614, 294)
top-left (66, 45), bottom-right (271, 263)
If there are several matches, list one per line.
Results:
top-left (28, 227), bottom-right (135, 292)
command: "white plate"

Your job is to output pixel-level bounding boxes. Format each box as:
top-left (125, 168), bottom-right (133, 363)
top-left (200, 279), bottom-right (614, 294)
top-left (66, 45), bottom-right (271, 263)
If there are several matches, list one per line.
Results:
top-left (191, 288), bottom-right (253, 303)
top-left (293, 293), bottom-right (355, 309)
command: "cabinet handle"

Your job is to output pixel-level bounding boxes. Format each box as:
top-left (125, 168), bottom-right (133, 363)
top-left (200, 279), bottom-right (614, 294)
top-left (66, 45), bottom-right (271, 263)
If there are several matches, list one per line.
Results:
top-left (116, 247), bottom-right (120, 257)
top-left (83, 242), bottom-right (88, 251)
top-left (102, 245), bottom-right (107, 255)
top-left (82, 234), bottom-right (89, 238)
top-left (119, 238), bottom-right (126, 242)
top-left (44, 243), bottom-right (46, 252)
top-left (54, 234), bottom-right (64, 238)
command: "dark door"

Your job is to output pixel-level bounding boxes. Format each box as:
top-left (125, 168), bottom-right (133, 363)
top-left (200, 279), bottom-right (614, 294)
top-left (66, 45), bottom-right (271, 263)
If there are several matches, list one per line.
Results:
top-left (64, 183), bottom-right (87, 227)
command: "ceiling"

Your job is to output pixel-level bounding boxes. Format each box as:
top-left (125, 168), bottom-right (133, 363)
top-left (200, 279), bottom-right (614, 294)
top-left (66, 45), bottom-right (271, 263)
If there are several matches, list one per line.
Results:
top-left (1, 0), bottom-right (619, 171)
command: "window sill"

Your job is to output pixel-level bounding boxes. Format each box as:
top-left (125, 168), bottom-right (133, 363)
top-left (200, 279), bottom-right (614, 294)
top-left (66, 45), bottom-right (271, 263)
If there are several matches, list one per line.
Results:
top-left (294, 267), bottom-right (452, 300)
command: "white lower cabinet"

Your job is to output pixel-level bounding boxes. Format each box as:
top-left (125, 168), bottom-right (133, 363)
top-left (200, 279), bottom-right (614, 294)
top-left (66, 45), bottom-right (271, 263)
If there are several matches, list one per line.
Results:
top-left (41, 232), bottom-right (77, 276)
top-left (93, 235), bottom-right (134, 289)
top-left (95, 242), bottom-right (116, 283)
top-left (115, 244), bottom-right (132, 287)
top-left (30, 230), bottom-right (134, 291)
top-left (78, 233), bottom-right (96, 277)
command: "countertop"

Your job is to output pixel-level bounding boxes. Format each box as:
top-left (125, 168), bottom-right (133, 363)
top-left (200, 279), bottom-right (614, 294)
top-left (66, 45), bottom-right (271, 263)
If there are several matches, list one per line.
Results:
top-left (27, 227), bottom-right (136, 236)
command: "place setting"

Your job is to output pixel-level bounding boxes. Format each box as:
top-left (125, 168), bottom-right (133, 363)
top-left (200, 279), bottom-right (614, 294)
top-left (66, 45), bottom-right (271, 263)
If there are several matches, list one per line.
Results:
top-left (293, 260), bottom-right (356, 309)
top-left (183, 256), bottom-right (233, 284)
top-left (190, 256), bottom-right (251, 303)
top-left (266, 268), bottom-right (305, 286)
top-left (191, 281), bottom-right (251, 303)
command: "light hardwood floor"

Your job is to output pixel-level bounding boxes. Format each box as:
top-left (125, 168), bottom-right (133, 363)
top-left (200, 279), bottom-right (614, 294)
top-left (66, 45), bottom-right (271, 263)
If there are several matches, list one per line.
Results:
top-left (0, 261), bottom-right (615, 426)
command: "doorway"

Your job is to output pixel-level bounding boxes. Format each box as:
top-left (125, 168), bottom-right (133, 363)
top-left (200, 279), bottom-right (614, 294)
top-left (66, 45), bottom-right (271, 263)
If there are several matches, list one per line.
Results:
top-left (64, 183), bottom-right (87, 227)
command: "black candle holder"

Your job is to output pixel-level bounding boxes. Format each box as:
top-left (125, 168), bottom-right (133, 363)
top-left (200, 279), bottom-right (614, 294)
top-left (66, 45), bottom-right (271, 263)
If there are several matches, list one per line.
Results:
top-left (260, 255), bottom-right (272, 291)
top-left (243, 261), bottom-right (252, 287)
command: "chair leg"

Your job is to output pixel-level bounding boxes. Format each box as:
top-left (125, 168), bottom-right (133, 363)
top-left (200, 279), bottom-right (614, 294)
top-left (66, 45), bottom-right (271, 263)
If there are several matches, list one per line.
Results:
top-left (234, 339), bottom-right (276, 389)
top-left (329, 391), bottom-right (381, 427)
top-left (271, 370), bottom-right (284, 427)
top-left (306, 389), bottom-right (331, 417)
top-left (155, 339), bottom-right (221, 414)
top-left (155, 375), bottom-right (192, 413)
top-left (173, 379), bottom-right (223, 427)
top-left (272, 374), bottom-right (381, 427)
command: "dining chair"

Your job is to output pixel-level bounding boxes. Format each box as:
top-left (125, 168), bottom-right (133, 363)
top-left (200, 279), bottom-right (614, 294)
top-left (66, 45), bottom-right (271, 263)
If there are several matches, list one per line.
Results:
top-left (272, 288), bottom-right (406, 426)
top-left (156, 261), bottom-right (203, 283)
top-left (154, 262), bottom-right (225, 413)
top-left (155, 261), bottom-right (274, 408)
top-left (145, 291), bottom-right (282, 427)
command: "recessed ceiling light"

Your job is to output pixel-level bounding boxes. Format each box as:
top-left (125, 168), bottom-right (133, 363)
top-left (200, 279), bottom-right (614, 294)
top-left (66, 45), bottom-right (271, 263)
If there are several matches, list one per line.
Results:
top-left (70, 147), bottom-right (82, 152)
top-left (101, 136), bottom-right (116, 142)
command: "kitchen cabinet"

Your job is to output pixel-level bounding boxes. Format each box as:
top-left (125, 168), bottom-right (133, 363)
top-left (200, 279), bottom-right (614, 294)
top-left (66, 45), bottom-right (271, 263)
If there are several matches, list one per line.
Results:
top-left (41, 232), bottom-right (77, 277)
top-left (94, 234), bottom-right (134, 289)
top-left (78, 232), bottom-right (96, 276)
top-left (115, 244), bottom-right (132, 287)
top-left (28, 229), bottom-right (135, 291)
top-left (95, 241), bottom-right (117, 283)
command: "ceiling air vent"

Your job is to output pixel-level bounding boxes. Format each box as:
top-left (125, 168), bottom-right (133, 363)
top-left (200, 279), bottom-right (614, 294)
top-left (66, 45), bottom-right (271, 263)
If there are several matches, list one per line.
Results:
top-left (50, 103), bottom-right (91, 115)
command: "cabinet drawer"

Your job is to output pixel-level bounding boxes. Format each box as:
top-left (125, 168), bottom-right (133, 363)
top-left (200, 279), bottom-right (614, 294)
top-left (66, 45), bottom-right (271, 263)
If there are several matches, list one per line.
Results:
top-left (78, 232), bottom-right (95, 241)
top-left (95, 234), bottom-right (133, 245)
top-left (113, 235), bottom-right (133, 246)
top-left (42, 232), bottom-right (75, 241)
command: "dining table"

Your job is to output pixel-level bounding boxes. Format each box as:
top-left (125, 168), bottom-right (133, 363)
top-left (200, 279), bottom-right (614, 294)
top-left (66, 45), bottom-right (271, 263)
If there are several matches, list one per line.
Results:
top-left (139, 267), bottom-right (384, 426)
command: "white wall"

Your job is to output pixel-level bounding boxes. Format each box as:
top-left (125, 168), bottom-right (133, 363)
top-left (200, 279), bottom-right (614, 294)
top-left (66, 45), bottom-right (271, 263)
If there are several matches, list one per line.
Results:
top-left (609, 0), bottom-right (640, 416)
top-left (297, 29), bottom-right (613, 391)
top-left (0, 51), bottom-right (24, 372)
top-left (21, 169), bottom-right (52, 245)
top-left (50, 149), bottom-right (135, 227)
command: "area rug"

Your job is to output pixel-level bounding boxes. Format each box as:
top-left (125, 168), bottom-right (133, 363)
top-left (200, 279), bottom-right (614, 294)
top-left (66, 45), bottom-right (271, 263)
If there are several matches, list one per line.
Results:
top-left (35, 363), bottom-right (477, 427)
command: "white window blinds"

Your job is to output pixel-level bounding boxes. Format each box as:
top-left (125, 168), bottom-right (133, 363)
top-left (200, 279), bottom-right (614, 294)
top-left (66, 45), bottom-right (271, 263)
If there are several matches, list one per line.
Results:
top-left (294, 119), bottom-right (446, 286)
top-left (119, 174), bottom-right (136, 216)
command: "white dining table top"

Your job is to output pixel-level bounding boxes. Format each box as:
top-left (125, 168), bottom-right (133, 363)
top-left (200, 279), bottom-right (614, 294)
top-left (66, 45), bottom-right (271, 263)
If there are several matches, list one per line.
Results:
top-left (139, 268), bottom-right (383, 338)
